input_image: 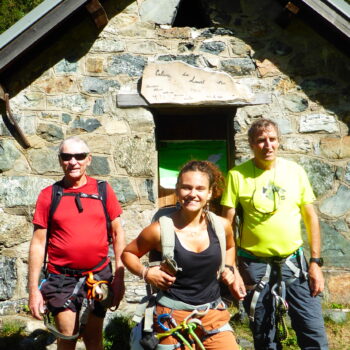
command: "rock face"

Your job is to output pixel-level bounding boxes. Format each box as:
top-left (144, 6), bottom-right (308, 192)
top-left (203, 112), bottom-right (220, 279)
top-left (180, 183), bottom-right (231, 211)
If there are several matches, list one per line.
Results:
top-left (319, 186), bottom-right (350, 217)
top-left (1, 0), bottom-right (350, 311)
top-left (325, 273), bottom-right (350, 305)
top-left (0, 140), bottom-right (21, 172)
top-left (0, 257), bottom-right (17, 300)
top-left (139, 0), bottom-right (181, 24)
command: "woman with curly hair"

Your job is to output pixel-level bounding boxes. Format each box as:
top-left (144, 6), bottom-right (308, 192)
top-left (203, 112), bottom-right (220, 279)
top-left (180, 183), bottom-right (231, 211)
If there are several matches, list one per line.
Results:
top-left (122, 160), bottom-right (240, 350)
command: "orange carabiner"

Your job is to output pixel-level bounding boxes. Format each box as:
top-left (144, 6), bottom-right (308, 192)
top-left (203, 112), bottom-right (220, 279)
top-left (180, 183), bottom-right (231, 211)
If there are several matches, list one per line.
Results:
top-left (86, 271), bottom-right (109, 300)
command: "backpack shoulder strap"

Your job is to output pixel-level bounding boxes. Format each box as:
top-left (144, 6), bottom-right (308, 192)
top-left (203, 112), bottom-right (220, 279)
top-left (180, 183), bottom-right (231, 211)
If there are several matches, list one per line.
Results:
top-left (158, 215), bottom-right (175, 260)
top-left (97, 180), bottom-right (112, 243)
top-left (207, 211), bottom-right (226, 274)
top-left (48, 181), bottom-right (64, 234)
top-left (149, 206), bottom-right (178, 264)
top-left (44, 181), bottom-right (64, 272)
top-left (156, 210), bottom-right (226, 272)
top-left (151, 206), bottom-right (178, 223)
top-left (97, 179), bottom-right (107, 198)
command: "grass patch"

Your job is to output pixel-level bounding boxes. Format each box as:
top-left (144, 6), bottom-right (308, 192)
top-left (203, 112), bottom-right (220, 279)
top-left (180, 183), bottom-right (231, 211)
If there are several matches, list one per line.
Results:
top-left (327, 302), bottom-right (350, 310)
top-left (103, 315), bottom-right (135, 350)
top-left (0, 320), bottom-right (26, 338)
top-left (324, 312), bottom-right (350, 350)
top-left (230, 308), bottom-right (300, 350)
top-left (229, 303), bottom-right (350, 350)
top-left (0, 319), bottom-right (27, 349)
top-left (1, 305), bottom-right (349, 350)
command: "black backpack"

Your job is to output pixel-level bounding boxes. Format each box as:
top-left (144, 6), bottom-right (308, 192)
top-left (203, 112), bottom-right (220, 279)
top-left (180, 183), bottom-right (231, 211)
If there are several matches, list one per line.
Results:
top-left (43, 179), bottom-right (112, 271)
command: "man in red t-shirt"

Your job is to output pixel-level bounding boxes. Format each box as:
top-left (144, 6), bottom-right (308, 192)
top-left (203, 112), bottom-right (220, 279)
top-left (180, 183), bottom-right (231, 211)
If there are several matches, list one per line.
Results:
top-left (28, 136), bottom-right (125, 350)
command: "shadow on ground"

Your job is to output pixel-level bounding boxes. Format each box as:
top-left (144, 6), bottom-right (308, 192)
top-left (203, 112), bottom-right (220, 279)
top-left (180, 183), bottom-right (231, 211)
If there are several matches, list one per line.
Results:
top-left (0, 329), bottom-right (55, 350)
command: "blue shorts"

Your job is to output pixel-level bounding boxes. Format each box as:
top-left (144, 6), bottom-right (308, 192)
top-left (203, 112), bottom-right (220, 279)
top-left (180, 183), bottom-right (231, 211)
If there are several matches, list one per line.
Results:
top-left (40, 264), bottom-right (113, 318)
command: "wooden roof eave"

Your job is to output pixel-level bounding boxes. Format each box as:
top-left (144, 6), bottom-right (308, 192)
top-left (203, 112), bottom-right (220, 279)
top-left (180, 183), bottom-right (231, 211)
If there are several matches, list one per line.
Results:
top-left (0, 0), bottom-right (97, 74)
top-left (300, 0), bottom-right (350, 38)
top-left (0, 0), bottom-right (108, 149)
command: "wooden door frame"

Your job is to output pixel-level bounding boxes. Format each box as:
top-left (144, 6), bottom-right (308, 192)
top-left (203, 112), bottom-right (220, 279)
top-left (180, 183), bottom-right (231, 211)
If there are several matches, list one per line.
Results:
top-left (152, 107), bottom-right (236, 208)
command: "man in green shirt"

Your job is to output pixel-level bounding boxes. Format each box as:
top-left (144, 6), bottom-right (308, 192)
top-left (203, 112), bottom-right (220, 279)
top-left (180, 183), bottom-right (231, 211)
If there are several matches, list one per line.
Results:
top-left (221, 119), bottom-right (328, 350)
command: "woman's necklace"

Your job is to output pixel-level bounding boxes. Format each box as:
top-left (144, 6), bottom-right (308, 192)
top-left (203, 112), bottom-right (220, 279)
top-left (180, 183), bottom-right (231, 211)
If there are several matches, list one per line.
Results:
top-left (177, 228), bottom-right (208, 237)
top-left (175, 221), bottom-right (208, 238)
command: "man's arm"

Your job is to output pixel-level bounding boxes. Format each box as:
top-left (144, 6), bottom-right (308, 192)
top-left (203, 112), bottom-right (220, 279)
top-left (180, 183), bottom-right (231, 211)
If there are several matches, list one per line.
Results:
top-left (110, 216), bottom-right (126, 307)
top-left (221, 206), bottom-right (246, 300)
top-left (301, 203), bottom-right (324, 297)
top-left (222, 206), bottom-right (236, 226)
top-left (28, 226), bottom-right (47, 320)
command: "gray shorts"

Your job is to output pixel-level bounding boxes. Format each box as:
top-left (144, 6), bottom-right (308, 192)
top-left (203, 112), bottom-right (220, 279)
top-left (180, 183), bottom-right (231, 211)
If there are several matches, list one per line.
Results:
top-left (239, 255), bottom-right (328, 350)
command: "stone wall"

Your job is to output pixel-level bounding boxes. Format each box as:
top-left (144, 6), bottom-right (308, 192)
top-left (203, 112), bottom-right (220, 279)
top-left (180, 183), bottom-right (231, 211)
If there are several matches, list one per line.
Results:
top-left (0, 0), bottom-right (350, 314)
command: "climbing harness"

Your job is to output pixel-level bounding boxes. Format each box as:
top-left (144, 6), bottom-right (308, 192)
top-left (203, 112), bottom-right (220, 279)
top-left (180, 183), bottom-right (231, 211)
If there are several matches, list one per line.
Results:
top-left (42, 266), bottom-right (113, 340)
top-left (131, 281), bottom-right (233, 349)
top-left (134, 297), bottom-right (232, 350)
top-left (156, 308), bottom-right (210, 350)
top-left (242, 247), bottom-right (308, 345)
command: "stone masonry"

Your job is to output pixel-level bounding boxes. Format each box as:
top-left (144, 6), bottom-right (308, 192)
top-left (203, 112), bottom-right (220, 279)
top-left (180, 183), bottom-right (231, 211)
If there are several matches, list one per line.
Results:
top-left (0, 0), bottom-right (349, 315)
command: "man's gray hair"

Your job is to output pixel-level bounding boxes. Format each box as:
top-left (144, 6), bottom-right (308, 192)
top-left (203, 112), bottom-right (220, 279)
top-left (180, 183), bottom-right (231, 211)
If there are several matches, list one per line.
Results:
top-left (248, 118), bottom-right (280, 145)
top-left (58, 136), bottom-right (90, 153)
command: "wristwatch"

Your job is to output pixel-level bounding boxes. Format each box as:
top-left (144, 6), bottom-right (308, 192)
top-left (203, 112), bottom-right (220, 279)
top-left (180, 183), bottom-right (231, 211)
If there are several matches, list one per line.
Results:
top-left (309, 257), bottom-right (324, 267)
top-left (225, 264), bottom-right (235, 273)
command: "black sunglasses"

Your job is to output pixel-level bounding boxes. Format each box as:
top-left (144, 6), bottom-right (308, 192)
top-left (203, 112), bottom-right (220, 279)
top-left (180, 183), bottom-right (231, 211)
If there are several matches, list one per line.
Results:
top-left (251, 185), bottom-right (280, 215)
top-left (60, 153), bottom-right (88, 161)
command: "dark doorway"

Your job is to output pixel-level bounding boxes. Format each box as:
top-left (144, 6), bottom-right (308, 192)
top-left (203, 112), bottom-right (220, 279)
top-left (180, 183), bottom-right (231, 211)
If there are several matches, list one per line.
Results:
top-left (153, 107), bottom-right (235, 208)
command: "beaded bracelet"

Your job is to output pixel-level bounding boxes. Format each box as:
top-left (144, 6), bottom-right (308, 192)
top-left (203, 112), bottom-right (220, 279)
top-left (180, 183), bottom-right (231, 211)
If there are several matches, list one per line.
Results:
top-left (140, 266), bottom-right (149, 282)
top-left (143, 267), bottom-right (150, 283)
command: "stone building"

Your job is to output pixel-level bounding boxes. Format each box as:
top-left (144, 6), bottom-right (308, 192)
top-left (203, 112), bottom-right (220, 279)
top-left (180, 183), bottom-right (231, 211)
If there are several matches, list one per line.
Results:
top-left (0, 0), bottom-right (349, 315)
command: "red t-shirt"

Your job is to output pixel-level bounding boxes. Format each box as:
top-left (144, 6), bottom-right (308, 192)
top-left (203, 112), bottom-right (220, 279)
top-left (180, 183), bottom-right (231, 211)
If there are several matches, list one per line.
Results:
top-left (33, 176), bottom-right (122, 274)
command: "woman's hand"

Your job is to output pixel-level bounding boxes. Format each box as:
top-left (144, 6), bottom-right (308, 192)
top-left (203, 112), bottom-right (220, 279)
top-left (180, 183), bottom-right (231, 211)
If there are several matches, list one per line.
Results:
top-left (146, 266), bottom-right (176, 290)
top-left (221, 266), bottom-right (235, 285)
top-left (229, 270), bottom-right (246, 301)
top-left (221, 265), bottom-right (247, 301)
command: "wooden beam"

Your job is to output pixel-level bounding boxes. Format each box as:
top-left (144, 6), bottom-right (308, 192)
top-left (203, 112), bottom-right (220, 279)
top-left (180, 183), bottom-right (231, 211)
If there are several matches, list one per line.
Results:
top-left (116, 92), bottom-right (270, 108)
top-left (85, 0), bottom-right (108, 29)
top-left (0, 84), bottom-right (30, 149)
top-left (117, 93), bottom-right (149, 108)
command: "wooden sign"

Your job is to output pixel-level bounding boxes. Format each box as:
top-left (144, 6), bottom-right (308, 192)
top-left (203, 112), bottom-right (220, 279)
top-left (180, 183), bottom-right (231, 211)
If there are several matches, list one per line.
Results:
top-left (140, 61), bottom-right (253, 105)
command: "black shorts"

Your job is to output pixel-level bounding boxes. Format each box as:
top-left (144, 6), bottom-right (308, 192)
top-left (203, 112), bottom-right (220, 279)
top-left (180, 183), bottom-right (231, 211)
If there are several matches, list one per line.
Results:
top-left (40, 263), bottom-right (113, 318)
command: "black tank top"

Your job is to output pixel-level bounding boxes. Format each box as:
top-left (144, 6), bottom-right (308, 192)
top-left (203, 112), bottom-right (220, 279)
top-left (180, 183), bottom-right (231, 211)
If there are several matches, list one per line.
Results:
top-left (165, 225), bottom-right (221, 305)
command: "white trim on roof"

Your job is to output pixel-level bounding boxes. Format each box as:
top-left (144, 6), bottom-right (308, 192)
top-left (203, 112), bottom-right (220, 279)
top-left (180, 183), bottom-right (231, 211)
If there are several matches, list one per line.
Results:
top-left (301, 0), bottom-right (350, 37)
top-left (324, 0), bottom-right (350, 19)
top-left (0, 0), bottom-right (64, 50)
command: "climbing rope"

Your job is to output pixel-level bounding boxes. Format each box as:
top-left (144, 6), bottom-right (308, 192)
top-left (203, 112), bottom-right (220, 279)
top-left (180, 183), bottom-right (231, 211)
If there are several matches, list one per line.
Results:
top-left (156, 308), bottom-right (209, 350)
top-left (271, 276), bottom-right (289, 344)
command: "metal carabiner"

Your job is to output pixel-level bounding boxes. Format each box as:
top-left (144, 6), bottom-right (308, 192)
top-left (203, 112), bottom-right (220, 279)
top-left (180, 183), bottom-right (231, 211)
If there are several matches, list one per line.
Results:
top-left (183, 305), bottom-right (210, 324)
top-left (271, 284), bottom-right (288, 310)
top-left (157, 313), bottom-right (172, 331)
